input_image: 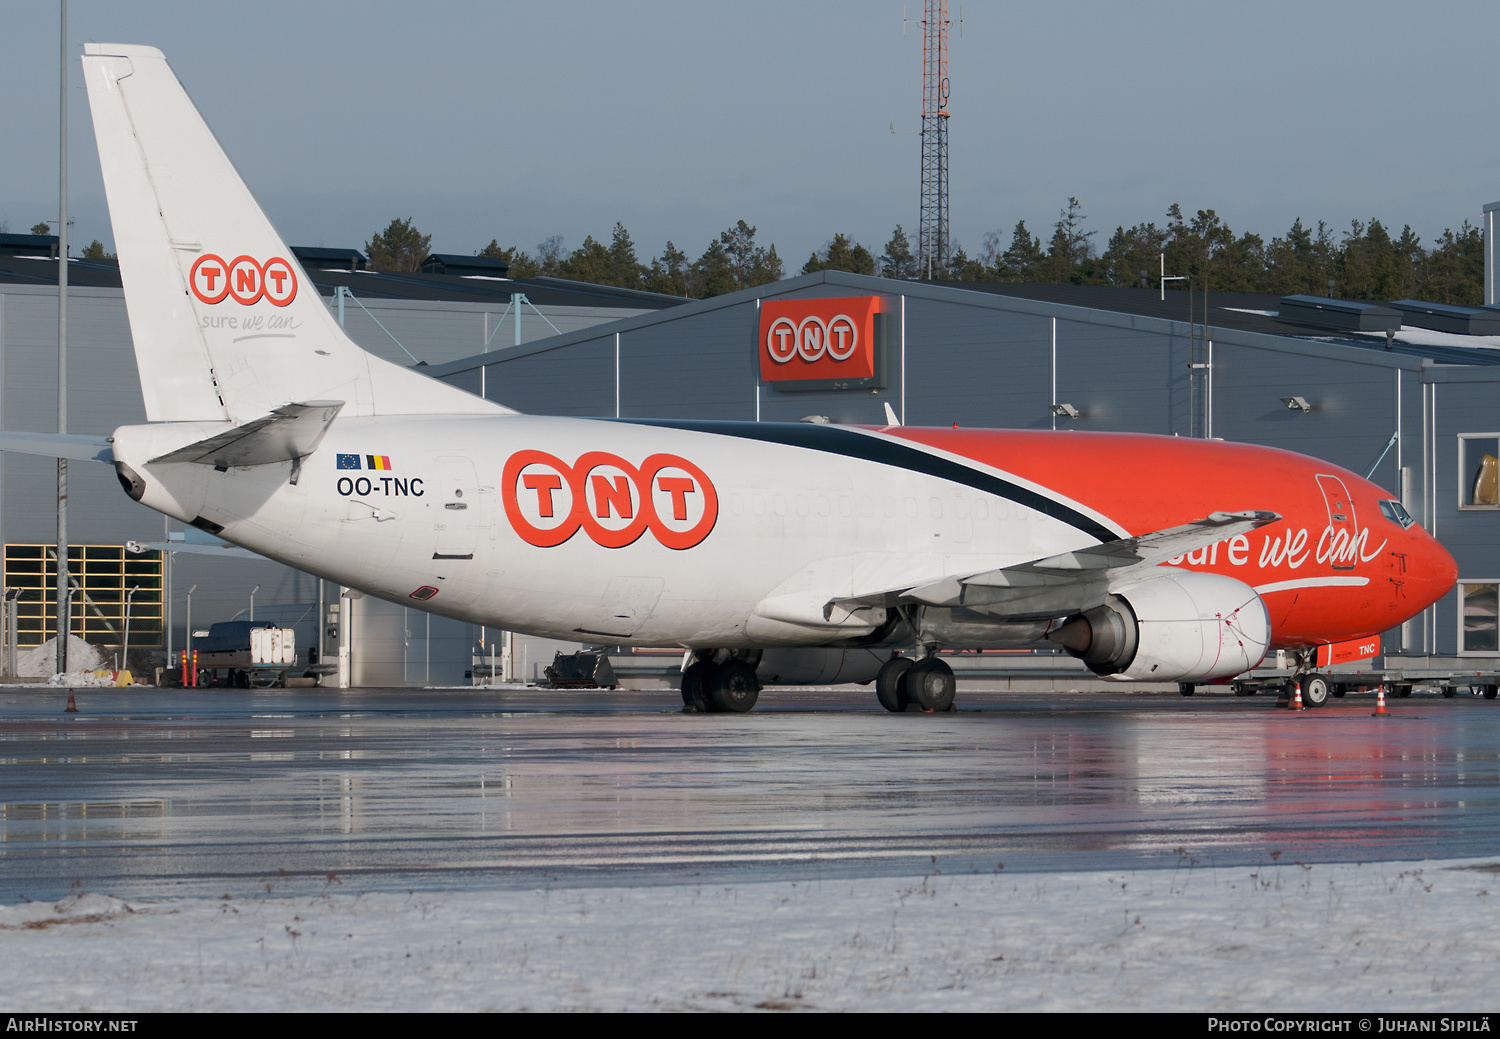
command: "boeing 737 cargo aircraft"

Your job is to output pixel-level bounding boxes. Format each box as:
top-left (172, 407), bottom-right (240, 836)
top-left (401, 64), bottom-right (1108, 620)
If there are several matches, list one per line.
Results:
top-left (2, 45), bottom-right (1457, 713)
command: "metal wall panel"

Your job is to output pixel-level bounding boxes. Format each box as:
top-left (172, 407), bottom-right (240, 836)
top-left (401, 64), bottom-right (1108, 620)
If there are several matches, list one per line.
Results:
top-left (1211, 341), bottom-right (1402, 478)
top-left (1054, 320), bottom-right (1189, 435)
top-left (484, 338), bottom-right (615, 416)
top-left (621, 304), bottom-right (759, 419)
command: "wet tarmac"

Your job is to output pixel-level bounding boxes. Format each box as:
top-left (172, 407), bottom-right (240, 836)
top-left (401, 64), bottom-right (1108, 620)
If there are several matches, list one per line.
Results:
top-left (2, 685), bottom-right (1498, 901)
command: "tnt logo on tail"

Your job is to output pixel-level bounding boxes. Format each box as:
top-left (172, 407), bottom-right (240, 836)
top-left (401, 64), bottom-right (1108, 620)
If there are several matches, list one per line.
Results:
top-left (190, 254), bottom-right (297, 307)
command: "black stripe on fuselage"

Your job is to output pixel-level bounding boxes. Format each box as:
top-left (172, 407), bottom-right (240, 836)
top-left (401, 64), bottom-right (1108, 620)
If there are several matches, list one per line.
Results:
top-left (614, 419), bottom-right (1116, 544)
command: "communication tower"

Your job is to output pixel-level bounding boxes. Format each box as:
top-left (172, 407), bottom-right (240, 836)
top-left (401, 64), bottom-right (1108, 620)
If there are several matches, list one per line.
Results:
top-left (918, 0), bottom-right (951, 279)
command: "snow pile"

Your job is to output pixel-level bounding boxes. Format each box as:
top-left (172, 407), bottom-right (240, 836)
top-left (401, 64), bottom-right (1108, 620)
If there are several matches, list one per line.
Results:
top-left (47, 669), bottom-right (130, 687)
top-left (17, 635), bottom-right (105, 678)
top-left (2, 858), bottom-right (1498, 1011)
top-left (0, 894), bottom-right (135, 931)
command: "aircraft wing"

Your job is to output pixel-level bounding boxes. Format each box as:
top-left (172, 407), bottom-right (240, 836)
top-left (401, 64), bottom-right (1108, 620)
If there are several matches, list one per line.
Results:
top-left (0, 431), bottom-right (114, 463)
top-left (831, 510), bottom-right (1280, 620)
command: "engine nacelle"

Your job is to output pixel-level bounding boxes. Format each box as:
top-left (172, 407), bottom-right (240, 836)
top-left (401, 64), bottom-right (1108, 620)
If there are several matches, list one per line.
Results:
top-left (1047, 572), bottom-right (1270, 682)
top-left (756, 647), bottom-right (889, 686)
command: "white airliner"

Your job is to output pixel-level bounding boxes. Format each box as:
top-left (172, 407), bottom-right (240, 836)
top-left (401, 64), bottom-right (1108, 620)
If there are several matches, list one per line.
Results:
top-left (2, 45), bottom-right (1457, 712)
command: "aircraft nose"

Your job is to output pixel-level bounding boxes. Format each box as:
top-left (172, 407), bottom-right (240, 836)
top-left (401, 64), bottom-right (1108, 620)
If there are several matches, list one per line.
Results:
top-left (1417, 532), bottom-right (1459, 606)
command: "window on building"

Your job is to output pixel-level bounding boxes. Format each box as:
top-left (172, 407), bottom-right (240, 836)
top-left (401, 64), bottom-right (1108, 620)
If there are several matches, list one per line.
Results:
top-left (2, 544), bottom-right (163, 647)
top-left (1460, 581), bottom-right (1499, 654)
top-left (1459, 435), bottom-right (1500, 508)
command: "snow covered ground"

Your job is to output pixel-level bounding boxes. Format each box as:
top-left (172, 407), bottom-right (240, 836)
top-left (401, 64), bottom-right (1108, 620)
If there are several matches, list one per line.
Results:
top-left (4, 857), bottom-right (1498, 1012)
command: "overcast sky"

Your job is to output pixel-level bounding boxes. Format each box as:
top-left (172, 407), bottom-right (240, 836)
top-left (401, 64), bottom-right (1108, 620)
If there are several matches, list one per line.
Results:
top-left (4, 1), bottom-right (1497, 268)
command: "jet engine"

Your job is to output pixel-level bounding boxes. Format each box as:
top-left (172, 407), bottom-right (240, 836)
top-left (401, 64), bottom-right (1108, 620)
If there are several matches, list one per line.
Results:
top-left (1046, 572), bottom-right (1270, 682)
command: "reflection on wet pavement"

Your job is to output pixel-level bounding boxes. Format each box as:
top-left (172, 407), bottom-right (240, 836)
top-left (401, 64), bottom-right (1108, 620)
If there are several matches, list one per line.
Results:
top-left (1, 687), bottom-right (1496, 900)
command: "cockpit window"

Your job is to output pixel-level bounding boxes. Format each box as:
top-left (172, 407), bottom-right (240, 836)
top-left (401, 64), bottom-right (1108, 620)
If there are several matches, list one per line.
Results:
top-left (1379, 499), bottom-right (1416, 529)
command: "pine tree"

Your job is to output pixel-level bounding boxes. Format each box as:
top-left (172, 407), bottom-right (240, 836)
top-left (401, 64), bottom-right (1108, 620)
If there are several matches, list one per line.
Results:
top-left (1100, 223), bottom-right (1168, 288)
top-left (880, 225), bottom-right (917, 279)
top-left (1037, 198), bottom-right (1096, 284)
top-left (802, 233), bottom-right (876, 275)
top-left (607, 222), bottom-right (645, 289)
top-left (1421, 222), bottom-right (1484, 304)
top-left (693, 238), bottom-right (738, 298)
top-left (559, 235), bottom-right (612, 285)
top-left (365, 217), bottom-right (431, 272)
top-left (946, 244), bottom-right (987, 281)
top-left (1264, 218), bottom-right (1318, 295)
top-left (478, 239), bottom-right (539, 279)
top-left (644, 241), bottom-right (690, 296)
top-left (718, 221), bottom-right (783, 288)
top-left (998, 221), bottom-right (1045, 282)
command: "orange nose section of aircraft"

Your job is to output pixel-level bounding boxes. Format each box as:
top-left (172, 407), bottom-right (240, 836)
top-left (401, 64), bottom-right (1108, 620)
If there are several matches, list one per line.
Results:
top-left (1407, 522), bottom-right (1459, 614)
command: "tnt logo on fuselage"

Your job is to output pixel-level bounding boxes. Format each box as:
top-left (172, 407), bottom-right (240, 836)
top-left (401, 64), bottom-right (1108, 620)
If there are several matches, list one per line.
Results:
top-left (503, 450), bottom-right (718, 550)
top-left (190, 254), bottom-right (298, 307)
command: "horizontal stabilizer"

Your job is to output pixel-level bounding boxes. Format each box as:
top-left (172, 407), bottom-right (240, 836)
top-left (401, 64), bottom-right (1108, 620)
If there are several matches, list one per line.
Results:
top-left (126, 537), bottom-right (264, 560)
top-left (0, 431), bottom-right (114, 463)
top-left (834, 510), bottom-right (1281, 619)
top-left (149, 401), bottom-right (343, 467)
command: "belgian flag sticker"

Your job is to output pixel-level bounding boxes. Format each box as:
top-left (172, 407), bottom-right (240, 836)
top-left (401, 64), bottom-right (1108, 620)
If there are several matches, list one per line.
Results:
top-left (367, 455), bottom-right (392, 470)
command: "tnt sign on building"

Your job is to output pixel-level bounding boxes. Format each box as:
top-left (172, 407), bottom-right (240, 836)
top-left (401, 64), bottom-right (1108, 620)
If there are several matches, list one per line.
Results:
top-left (757, 296), bottom-right (891, 391)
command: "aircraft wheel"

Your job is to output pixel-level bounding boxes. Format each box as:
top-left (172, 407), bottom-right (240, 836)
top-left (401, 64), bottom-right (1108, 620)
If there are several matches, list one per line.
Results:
top-left (875, 657), bottom-right (913, 713)
top-left (1178, 682), bottom-right (1195, 697)
top-left (1331, 684), bottom-right (1347, 698)
top-left (1442, 686), bottom-right (1457, 699)
top-left (1232, 682), bottom-right (1257, 697)
top-left (907, 658), bottom-right (956, 712)
top-left (680, 660), bottom-right (714, 713)
top-left (1485, 685), bottom-right (1498, 700)
top-left (709, 659), bottom-right (760, 713)
top-left (1299, 673), bottom-right (1330, 708)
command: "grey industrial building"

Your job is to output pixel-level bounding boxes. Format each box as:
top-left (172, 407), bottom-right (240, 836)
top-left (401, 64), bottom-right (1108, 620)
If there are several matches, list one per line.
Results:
top-left (4, 237), bottom-right (1499, 684)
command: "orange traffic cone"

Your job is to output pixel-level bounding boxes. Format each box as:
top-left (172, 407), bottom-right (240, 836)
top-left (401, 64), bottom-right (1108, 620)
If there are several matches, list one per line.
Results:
top-left (64, 691), bottom-right (78, 713)
top-left (1291, 679), bottom-right (1306, 711)
top-left (1372, 684), bottom-right (1390, 717)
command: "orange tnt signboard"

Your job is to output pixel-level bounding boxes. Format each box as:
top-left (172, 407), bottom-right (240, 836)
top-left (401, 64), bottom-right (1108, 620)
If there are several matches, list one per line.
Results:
top-left (1315, 634), bottom-right (1381, 668)
top-left (759, 296), bottom-right (882, 383)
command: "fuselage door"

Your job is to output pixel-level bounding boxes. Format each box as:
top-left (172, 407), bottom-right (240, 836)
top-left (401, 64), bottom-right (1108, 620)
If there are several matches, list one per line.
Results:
top-left (433, 455), bottom-right (488, 560)
top-left (1316, 474), bottom-right (1358, 571)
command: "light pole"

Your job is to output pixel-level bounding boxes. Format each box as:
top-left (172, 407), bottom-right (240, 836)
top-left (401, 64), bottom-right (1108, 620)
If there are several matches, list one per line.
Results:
top-left (55, 0), bottom-right (70, 677)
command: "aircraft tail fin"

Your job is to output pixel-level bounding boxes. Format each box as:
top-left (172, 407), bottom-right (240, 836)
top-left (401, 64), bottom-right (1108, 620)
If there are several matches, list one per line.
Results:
top-left (80, 44), bottom-right (508, 424)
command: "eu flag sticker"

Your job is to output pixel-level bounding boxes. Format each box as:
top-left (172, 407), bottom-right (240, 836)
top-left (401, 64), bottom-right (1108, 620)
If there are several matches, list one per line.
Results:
top-left (337, 454), bottom-right (361, 470)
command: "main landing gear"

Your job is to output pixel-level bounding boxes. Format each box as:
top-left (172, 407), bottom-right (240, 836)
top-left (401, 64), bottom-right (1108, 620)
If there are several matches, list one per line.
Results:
top-left (680, 651), bottom-right (761, 714)
top-left (875, 653), bottom-right (956, 713)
